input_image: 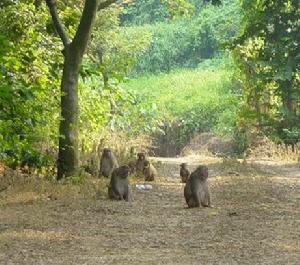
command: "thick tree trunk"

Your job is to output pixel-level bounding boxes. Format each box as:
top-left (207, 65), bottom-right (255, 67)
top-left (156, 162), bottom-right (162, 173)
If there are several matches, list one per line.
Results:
top-left (57, 46), bottom-right (80, 179)
top-left (46, 0), bottom-right (119, 179)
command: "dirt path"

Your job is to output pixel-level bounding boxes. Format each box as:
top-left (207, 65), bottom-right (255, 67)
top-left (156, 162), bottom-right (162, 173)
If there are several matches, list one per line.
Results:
top-left (0, 156), bottom-right (299, 265)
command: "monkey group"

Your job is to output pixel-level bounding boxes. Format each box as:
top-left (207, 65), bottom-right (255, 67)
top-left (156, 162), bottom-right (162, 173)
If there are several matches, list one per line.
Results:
top-left (99, 149), bottom-right (157, 202)
top-left (99, 148), bottom-right (211, 208)
top-left (99, 149), bottom-right (157, 181)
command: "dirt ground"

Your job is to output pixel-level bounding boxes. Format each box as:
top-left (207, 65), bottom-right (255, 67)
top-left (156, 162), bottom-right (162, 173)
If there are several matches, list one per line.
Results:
top-left (0, 156), bottom-right (299, 265)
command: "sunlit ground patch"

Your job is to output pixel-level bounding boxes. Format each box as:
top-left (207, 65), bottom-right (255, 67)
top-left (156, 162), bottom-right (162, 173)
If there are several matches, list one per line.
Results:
top-left (0, 229), bottom-right (76, 241)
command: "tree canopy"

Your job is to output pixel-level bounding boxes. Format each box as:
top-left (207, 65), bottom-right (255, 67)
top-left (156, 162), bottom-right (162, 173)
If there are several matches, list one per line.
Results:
top-left (0, 0), bottom-right (299, 174)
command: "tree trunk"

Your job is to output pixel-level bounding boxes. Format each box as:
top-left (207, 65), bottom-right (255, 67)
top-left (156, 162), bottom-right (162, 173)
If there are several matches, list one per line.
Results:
top-left (98, 50), bottom-right (116, 119)
top-left (46, 0), bottom-right (119, 179)
top-left (57, 45), bottom-right (80, 179)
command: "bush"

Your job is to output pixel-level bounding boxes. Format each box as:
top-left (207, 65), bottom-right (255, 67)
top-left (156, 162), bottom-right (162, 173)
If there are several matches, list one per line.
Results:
top-left (129, 0), bottom-right (241, 74)
top-left (124, 57), bottom-right (240, 153)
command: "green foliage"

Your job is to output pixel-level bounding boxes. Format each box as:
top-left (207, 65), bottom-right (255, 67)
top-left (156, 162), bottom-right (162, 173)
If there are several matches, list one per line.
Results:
top-left (121, 0), bottom-right (170, 25)
top-left (233, 0), bottom-right (300, 144)
top-left (77, 3), bottom-right (154, 152)
top-left (0, 2), bottom-right (61, 168)
top-left (78, 73), bottom-right (162, 151)
top-left (120, 0), bottom-right (223, 25)
top-left (131, 0), bottom-right (241, 74)
top-left (189, 0), bottom-right (241, 55)
top-left (131, 21), bottom-right (191, 73)
top-left (8, 0), bottom-right (297, 171)
top-left (0, 1), bottom-right (153, 169)
top-left (125, 57), bottom-right (239, 145)
top-left (162, 0), bottom-right (195, 18)
top-left (89, 14), bottom-right (152, 82)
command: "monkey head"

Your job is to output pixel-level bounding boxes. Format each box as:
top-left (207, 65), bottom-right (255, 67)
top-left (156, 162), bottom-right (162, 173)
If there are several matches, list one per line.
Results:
top-left (137, 152), bottom-right (145, 160)
top-left (180, 163), bottom-right (187, 169)
top-left (128, 161), bottom-right (136, 173)
top-left (143, 160), bottom-right (150, 169)
top-left (118, 165), bottom-right (130, 178)
top-left (195, 165), bottom-right (208, 180)
top-left (103, 148), bottom-right (112, 157)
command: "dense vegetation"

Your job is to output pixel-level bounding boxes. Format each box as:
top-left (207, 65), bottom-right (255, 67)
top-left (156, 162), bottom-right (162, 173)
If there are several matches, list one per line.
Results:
top-left (126, 0), bottom-right (241, 74)
top-left (0, 0), bottom-right (299, 177)
top-left (124, 57), bottom-right (239, 151)
top-left (233, 0), bottom-right (300, 148)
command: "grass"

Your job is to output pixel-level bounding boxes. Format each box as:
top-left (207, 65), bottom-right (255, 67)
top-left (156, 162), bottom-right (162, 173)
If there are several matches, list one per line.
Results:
top-left (123, 63), bottom-right (239, 142)
top-left (125, 67), bottom-right (233, 118)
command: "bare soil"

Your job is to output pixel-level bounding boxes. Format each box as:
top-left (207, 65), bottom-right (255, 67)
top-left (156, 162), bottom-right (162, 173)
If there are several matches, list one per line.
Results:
top-left (0, 156), bottom-right (299, 265)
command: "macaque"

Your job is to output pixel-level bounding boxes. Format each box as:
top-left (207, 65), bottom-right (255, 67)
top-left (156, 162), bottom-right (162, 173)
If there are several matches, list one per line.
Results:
top-left (135, 152), bottom-right (146, 178)
top-left (184, 165), bottom-right (211, 208)
top-left (180, 163), bottom-right (190, 183)
top-left (99, 148), bottom-right (118, 178)
top-left (143, 160), bottom-right (157, 181)
top-left (108, 165), bottom-right (130, 201)
top-left (127, 161), bottom-right (136, 174)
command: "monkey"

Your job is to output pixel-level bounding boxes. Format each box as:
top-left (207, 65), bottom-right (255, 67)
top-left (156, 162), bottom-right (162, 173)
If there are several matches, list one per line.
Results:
top-left (127, 161), bottom-right (136, 174)
top-left (99, 148), bottom-right (119, 178)
top-left (143, 160), bottom-right (157, 181)
top-left (180, 163), bottom-right (190, 183)
top-left (108, 165), bottom-right (130, 201)
top-left (184, 165), bottom-right (211, 208)
top-left (124, 147), bottom-right (137, 174)
top-left (135, 152), bottom-right (146, 178)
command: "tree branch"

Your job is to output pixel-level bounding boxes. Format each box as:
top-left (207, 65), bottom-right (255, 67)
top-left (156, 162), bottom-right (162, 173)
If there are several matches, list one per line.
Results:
top-left (97, 0), bottom-right (119, 11)
top-left (45, 0), bottom-right (70, 47)
top-left (72, 0), bottom-right (99, 57)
